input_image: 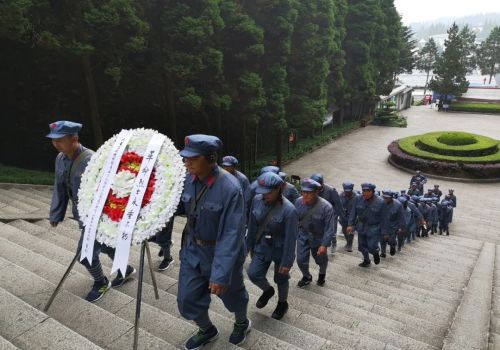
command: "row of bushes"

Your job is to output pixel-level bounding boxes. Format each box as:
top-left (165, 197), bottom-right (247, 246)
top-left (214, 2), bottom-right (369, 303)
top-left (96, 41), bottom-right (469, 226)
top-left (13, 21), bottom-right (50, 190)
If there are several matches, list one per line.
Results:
top-left (449, 103), bottom-right (500, 114)
top-left (398, 135), bottom-right (500, 163)
top-left (416, 132), bottom-right (499, 157)
top-left (388, 141), bottom-right (500, 179)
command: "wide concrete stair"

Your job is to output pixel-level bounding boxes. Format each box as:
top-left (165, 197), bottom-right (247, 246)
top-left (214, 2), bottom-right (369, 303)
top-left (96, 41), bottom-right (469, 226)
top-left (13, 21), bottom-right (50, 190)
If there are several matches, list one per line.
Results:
top-left (0, 184), bottom-right (496, 350)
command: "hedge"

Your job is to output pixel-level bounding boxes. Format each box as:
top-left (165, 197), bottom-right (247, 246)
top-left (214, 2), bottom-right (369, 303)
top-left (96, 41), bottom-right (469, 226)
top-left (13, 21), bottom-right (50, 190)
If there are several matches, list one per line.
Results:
top-left (416, 132), bottom-right (499, 157)
top-left (399, 136), bottom-right (500, 163)
top-left (388, 141), bottom-right (500, 179)
top-left (0, 164), bottom-right (54, 185)
top-left (449, 103), bottom-right (500, 114)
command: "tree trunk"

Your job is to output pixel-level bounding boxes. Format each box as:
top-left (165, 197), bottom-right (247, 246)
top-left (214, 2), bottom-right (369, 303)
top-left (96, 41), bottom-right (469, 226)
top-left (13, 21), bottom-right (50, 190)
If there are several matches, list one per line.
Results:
top-left (275, 128), bottom-right (282, 169)
top-left (489, 63), bottom-right (495, 84)
top-left (423, 69), bottom-right (430, 97)
top-left (339, 107), bottom-right (344, 125)
top-left (162, 73), bottom-right (178, 144)
top-left (80, 55), bottom-right (104, 147)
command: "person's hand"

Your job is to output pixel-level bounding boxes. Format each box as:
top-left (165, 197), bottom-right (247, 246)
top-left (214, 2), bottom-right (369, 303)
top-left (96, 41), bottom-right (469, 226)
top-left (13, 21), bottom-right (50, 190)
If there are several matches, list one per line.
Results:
top-left (383, 234), bottom-right (389, 241)
top-left (50, 221), bottom-right (59, 228)
top-left (208, 283), bottom-right (227, 296)
top-left (278, 266), bottom-right (290, 274)
top-left (346, 226), bottom-right (353, 234)
top-left (317, 246), bottom-right (327, 256)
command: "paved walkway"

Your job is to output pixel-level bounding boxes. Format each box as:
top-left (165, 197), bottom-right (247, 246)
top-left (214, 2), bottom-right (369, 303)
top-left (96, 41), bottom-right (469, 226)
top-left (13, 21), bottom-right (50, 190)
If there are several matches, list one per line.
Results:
top-left (284, 105), bottom-right (500, 244)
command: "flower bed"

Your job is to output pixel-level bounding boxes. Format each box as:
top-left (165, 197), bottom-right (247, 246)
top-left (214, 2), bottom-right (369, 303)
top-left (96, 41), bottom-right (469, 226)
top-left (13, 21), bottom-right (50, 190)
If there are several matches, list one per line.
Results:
top-left (388, 131), bottom-right (500, 179)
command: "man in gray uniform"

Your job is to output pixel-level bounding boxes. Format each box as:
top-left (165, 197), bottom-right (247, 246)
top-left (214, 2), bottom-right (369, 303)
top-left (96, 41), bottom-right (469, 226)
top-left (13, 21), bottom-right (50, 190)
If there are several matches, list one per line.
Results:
top-left (339, 181), bottom-right (358, 252)
top-left (310, 173), bottom-right (344, 254)
top-left (176, 135), bottom-right (250, 349)
top-left (295, 179), bottom-right (335, 287)
top-left (47, 121), bottom-right (135, 303)
top-left (247, 172), bottom-right (298, 320)
top-left (347, 183), bottom-right (384, 267)
top-left (278, 171), bottom-right (300, 204)
top-left (222, 155), bottom-right (251, 211)
top-left (380, 190), bottom-right (405, 257)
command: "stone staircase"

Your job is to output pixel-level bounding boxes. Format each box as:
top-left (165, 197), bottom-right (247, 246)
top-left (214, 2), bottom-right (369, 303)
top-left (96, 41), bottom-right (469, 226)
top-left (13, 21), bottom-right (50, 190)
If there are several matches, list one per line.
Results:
top-left (0, 184), bottom-right (497, 350)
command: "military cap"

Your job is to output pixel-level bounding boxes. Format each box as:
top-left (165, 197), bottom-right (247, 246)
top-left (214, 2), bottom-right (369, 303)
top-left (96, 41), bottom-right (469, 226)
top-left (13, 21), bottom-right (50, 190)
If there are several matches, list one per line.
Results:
top-left (260, 166), bottom-right (280, 175)
top-left (301, 178), bottom-right (321, 192)
top-left (46, 120), bottom-right (82, 139)
top-left (222, 156), bottom-right (238, 167)
top-left (180, 134), bottom-right (222, 157)
top-left (255, 172), bottom-right (284, 194)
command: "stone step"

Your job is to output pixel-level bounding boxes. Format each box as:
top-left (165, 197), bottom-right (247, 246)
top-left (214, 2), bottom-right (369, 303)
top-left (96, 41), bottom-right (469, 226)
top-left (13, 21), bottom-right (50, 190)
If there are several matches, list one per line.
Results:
top-left (0, 225), bottom-right (324, 350)
top-left (0, 256), bottom-right (179, 350)
top-left (0, 188), bottom-right (49, 212)
top-left (0, 189), bottom-right (42, 213)
top-left (0, 285), bottom-right (103, 350)
top-left (489, 245), bottom-right (500, 349)
top-left (38, 217), bottom-right (464, 323)
top-left (7, 220), bottom-right (435, 349)
top-left (0, 335), bottom-right (18, 350)
top-left (8, 187), bottom-right (53, 205)
top-left (31, 222), bottom-right (454, 319)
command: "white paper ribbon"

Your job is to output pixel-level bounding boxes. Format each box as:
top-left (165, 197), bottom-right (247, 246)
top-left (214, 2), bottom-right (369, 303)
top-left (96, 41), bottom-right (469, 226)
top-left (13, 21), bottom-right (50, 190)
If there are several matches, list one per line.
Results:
top-left (80, 129), bottom-right (132, 265)
top-left (111, 133), bottom-right (166, 275)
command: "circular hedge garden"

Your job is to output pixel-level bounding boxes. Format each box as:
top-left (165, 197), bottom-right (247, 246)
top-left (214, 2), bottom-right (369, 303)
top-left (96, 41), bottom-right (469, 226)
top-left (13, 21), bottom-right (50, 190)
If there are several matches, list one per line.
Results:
top-left (388, 131), bottom-right (500, 179)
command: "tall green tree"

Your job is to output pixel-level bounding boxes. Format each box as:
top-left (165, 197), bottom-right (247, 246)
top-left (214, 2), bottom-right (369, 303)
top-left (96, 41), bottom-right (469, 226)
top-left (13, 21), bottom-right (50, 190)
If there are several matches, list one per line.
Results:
top-left (416, 37), bottom-right (439, 96)
top-left (477, 26), bottom-right (500, 84)
top-left (218, 0), bottom-right (266, 169)
top-left (287, 0), bottom-right (336, 134)
top-left (1, 0), bottom-right (148, 147)
top-left (328, 0), bottom-right (348, 124)
top-left (243, 0), bottom-right (297, 167)
top-left (458, 25), bottom-right (477, 73)
top-left (429, 23), bottom-right (470, 101)
top-left (343, 0), bottom-right (378, 119)
top-left (398, 25), bottom-right (417, 74)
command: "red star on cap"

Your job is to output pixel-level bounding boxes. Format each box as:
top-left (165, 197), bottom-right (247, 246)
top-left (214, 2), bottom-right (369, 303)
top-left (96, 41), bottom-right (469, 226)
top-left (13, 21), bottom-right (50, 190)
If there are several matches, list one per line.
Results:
top-left (184, 136), bottom-right (190, 145)
top-left (258, 179), bottom-right (265, 186)
top-left (50, 123), bottom-right (57, 129)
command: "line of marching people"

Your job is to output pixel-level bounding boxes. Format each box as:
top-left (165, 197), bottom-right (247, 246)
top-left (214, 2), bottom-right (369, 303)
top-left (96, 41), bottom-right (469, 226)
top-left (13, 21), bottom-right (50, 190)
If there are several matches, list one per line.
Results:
top-left (47, 123), bottom-right (457, 350)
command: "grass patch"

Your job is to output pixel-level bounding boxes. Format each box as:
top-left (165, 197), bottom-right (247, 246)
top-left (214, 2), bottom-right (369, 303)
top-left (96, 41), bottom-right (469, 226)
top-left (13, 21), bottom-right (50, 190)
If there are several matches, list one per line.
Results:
top-left (449, 103), bottom-right (500, 114)
top-left (417, 132), bottom-right (498, 157)
top-left (398, 132), bottom-right (500, 163)
top-left (0, 164), bottom-right (54, 185)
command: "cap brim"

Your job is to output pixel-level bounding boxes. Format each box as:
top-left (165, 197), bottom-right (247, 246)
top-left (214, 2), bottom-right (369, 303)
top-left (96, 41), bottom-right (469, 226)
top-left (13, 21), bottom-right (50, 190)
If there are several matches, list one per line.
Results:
top-left (255, 187), bottom-right (272, 194)
top-left (300, 187), bottom-right (315, 192)
top-left (222, 162), bottom-right (234, 167)
top-left (179, 148), bottom-right (202, 158)
top-left (46, 132), bottom-right (69, 139)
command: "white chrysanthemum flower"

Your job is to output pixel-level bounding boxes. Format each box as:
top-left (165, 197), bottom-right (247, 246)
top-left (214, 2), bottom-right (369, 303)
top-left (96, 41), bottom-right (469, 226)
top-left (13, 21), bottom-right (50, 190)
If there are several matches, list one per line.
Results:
top-left (111, 170), bottom-right (136, 198)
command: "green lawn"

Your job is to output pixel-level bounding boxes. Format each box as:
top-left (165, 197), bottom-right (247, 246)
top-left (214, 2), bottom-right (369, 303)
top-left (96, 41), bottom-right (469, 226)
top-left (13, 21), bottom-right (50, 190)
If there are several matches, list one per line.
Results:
top-left (449, 102), bottom-right (500, 114)
top-left (0, 164), bottom-right (54, 185)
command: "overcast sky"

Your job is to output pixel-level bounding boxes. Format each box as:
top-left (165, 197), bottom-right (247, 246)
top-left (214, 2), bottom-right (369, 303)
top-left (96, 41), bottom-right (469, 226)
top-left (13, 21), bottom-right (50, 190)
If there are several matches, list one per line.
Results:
top-left (394, 0), bottom-right (500, 24)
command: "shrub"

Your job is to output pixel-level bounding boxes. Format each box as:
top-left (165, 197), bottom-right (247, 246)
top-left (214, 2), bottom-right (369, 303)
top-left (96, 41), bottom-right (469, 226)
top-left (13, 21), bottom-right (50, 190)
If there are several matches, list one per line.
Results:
top-left (415, 132), bottom-right (499, 157)
top-left (449, 103), bottom-right (500, 114)
top-left (388, 141), bottom-right (500, 179)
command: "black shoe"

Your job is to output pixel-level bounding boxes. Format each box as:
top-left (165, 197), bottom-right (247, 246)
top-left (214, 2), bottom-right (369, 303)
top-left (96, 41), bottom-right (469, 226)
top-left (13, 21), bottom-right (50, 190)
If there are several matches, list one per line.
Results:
top-left (272, 301), bottom-right (289, 320)
top-left (158, 248), bottom-right (163, 257)
top-left (439, 229), bottom-right (443, 235)
top-left (345, 244), bottom-right (353, 252)
top-left (256, 287), bottom-right (275, 309)
top-left (359, 260), bottom-right (371, 267)
top-left (373, 253), bottom-right (380, 265)
top-left (229, 319), bottom-right (251, 346)
top-left (381, 252), bottom-right (386, 258)
top-left (85, 277), bottom-right (111, 303)
top-left (297, 275), bottom-right (312, 288)
top-left (390, 246), bottom-right (396, 256)
top-left (317, 274), bottom-right (326, 286)
top-left (185, 325), bottom-right (219, 350)
top-left (446, 231), bottom-right (449, 236)
top-left (111, 266), bottom-right (136, 288)
top-left (158, 257), bottom-right (174, 271)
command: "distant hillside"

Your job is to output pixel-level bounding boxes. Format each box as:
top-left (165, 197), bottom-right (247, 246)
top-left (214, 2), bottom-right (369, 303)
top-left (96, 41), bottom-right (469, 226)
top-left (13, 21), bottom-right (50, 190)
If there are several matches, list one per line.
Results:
top-left (411, 13), bottom-right (500, 40)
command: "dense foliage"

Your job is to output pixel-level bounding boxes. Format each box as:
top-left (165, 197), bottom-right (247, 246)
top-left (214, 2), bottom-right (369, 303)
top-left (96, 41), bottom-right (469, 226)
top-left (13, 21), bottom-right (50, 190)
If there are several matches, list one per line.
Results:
top-left (0, 0), bottom-right (414, 173)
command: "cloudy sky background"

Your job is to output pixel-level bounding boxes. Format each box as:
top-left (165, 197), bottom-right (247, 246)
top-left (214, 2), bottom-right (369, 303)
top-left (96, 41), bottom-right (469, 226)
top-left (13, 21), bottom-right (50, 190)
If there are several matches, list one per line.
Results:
top-left (394, 0), bottom-right (500, 24)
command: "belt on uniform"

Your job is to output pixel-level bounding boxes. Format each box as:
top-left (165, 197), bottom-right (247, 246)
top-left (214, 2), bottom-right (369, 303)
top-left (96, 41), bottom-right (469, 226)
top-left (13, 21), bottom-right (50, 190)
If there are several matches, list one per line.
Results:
top-left (363, 223), bottom-right (380, 226)
top-left (195, 239), bottom-right (216, 247)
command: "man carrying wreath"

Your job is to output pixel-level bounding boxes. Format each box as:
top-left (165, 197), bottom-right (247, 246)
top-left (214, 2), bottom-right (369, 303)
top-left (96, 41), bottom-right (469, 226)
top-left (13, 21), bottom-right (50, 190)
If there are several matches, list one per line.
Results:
top-left (177, 134), bottom-right (250, 350)
top-left (47, 121), bottom-right (135, 303)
